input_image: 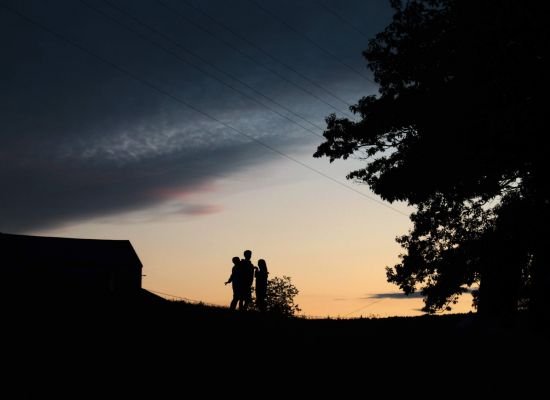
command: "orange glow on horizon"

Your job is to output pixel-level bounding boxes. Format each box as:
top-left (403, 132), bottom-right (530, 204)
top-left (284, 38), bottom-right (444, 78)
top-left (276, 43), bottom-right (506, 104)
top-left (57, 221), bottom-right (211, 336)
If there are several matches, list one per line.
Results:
top-left (31, 155), bottom-right (474, 318)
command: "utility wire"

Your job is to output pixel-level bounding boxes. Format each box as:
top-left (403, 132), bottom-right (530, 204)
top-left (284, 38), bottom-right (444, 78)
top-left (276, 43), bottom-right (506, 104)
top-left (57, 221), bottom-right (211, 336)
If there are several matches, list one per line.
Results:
top-left (146, 288), bottom-right (219, 305)
top-left (147, 289), bottom-right (228, 309)
top-left (154, 0), bottom-right (354, 119)
top-left (318, 1), bottom-right (372, 40)
top-left (148, 288), bottom-right (381, 319)
top-left (80, 0), bottom-right (325, 140)
top-left (147, 288), bottom-right (378, 319)
top-left (248, 0), bottom-right (374, 84)
top-left (146, 289), bottom-right (195, 302)
top-left (180, 0), bottom-right (354, 109)
top-left (343, 298), bottom-right (384, 317)
top-left (1, 3), bottom-right (409, 217)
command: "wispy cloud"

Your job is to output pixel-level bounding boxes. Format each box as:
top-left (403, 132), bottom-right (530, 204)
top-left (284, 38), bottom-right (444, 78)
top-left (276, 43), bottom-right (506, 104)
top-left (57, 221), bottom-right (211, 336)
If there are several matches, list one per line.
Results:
top-left (177, 204), bottom-right (223, 216)
top-left (0, 0), bottom-right (390, 232)
top-left (364, 292), bottom-right (424, 300)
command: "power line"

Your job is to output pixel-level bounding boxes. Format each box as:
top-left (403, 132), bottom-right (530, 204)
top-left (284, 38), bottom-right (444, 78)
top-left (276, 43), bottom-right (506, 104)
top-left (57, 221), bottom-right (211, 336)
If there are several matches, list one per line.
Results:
top-left (343, 298), bottom-right (384, 317)
top-left (180, 0), bottom-right (354, 109)
top-left (153, 0), bottom-right (354, 119)
top-left (318, 1), bottom-right (372, 40)
top-left (147, 289), bottom-right (227, 308)
top-left (248, 0), bottom-right (374, 84)
top-left (145, 289), bottom-right (383, 319)
top-left (146, 288), bottom-right (195, 302)
top-left (80, 0), bottom-right (325, 140)
top-left (1, 3), bottom-right (409, 217)
top-left (146, 288), bottom-right (220, 305)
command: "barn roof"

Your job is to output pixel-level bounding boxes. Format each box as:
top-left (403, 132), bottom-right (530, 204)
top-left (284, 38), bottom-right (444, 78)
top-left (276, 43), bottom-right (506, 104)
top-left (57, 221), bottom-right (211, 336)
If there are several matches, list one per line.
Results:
top-left (0, 232), bottom-right (142, 269)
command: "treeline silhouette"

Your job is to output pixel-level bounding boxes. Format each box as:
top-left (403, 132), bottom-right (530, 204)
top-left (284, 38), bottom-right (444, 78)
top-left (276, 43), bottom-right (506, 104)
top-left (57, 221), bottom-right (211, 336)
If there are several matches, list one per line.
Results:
top-left (315, 0), bottom-right (549, 322)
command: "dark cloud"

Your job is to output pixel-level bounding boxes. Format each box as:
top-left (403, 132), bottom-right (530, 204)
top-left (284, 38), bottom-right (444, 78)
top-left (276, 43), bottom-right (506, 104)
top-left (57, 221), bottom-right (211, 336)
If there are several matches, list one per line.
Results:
top-left (365, 292), bottom-right (425, 300)
top-left (366, 290), bottom-right (472, 302)
top-left (1, 0), bottom-right (391, 232)
top-left (177, 203), bottom-right (223, 216)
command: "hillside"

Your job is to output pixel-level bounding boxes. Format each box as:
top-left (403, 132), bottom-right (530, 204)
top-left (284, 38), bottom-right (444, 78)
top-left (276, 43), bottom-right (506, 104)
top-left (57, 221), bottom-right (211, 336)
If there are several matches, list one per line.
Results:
top-left (5, 299), bottom-right (548, 397)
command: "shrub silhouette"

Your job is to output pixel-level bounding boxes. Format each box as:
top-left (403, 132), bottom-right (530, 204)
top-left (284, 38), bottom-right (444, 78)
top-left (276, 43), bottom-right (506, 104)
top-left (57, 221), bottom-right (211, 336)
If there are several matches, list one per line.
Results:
top-left (262, 275), bottom-right (301, 317)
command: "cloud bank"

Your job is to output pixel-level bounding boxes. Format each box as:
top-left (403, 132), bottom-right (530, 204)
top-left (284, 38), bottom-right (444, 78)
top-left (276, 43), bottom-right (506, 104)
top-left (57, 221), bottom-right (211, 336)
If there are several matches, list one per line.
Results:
top-left (1, 0), bottom-right (390, 232)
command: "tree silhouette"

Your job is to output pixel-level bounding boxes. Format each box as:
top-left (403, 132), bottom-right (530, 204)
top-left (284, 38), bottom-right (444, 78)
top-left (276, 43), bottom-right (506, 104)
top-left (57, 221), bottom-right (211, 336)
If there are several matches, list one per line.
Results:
top-left (314, 0), bottom-right (548, 316)
top-left (265, 276), bottom-right (301, 317)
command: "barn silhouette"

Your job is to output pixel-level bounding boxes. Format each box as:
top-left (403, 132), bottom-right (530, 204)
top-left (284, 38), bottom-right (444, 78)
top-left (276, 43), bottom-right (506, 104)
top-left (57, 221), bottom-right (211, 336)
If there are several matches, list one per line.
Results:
top-left (0, 232), bottom-right (148, 303)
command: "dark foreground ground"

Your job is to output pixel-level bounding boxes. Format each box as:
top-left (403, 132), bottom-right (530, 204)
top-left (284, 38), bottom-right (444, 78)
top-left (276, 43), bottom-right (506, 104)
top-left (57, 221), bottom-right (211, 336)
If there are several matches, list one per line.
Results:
top-left (4, 298), bottom-right (549, 398)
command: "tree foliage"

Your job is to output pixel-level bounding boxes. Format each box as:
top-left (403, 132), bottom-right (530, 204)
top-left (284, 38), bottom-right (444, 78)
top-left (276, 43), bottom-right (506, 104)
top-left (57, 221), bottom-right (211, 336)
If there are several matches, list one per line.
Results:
top-left (314, 0), bottom-right (549, 315)
top-left (265, 276), bottom-right (301, 317)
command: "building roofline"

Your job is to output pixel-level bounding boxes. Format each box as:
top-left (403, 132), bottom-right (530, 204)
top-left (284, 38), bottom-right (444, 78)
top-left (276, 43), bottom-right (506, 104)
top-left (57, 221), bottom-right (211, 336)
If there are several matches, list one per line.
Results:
top-left (0, 232), bottom-right (131, 243)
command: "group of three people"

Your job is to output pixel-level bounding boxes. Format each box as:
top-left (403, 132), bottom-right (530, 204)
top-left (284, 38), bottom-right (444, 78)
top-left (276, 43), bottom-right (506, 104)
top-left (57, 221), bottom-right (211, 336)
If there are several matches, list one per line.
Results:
top-left (225, 250), bottom-right (269, 311)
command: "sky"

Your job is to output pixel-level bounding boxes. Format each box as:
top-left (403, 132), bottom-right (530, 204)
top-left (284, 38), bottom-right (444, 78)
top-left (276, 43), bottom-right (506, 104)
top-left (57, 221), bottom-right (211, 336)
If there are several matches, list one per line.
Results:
top-left (1, 0), bottom-right (473, 317)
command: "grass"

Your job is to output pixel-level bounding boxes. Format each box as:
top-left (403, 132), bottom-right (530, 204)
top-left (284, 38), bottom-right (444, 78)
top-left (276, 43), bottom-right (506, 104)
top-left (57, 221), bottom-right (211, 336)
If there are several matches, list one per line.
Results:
top-left (5, 296), bottom-right (548, 397)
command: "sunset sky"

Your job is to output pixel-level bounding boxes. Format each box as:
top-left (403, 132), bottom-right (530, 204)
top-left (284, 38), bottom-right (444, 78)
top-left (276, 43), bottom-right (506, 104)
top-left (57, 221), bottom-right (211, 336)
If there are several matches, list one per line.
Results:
top-left (1, 0), bottom-right (472, 317)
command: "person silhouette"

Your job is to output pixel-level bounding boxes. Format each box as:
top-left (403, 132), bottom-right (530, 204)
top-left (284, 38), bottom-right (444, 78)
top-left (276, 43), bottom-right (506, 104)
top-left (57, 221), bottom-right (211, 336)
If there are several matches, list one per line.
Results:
top-left (240, 250), bottom-right (255, 310)
top-left (255, 259), bottom-right (269, 312)
top-left (225, 256), bottom-right (244, 310)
